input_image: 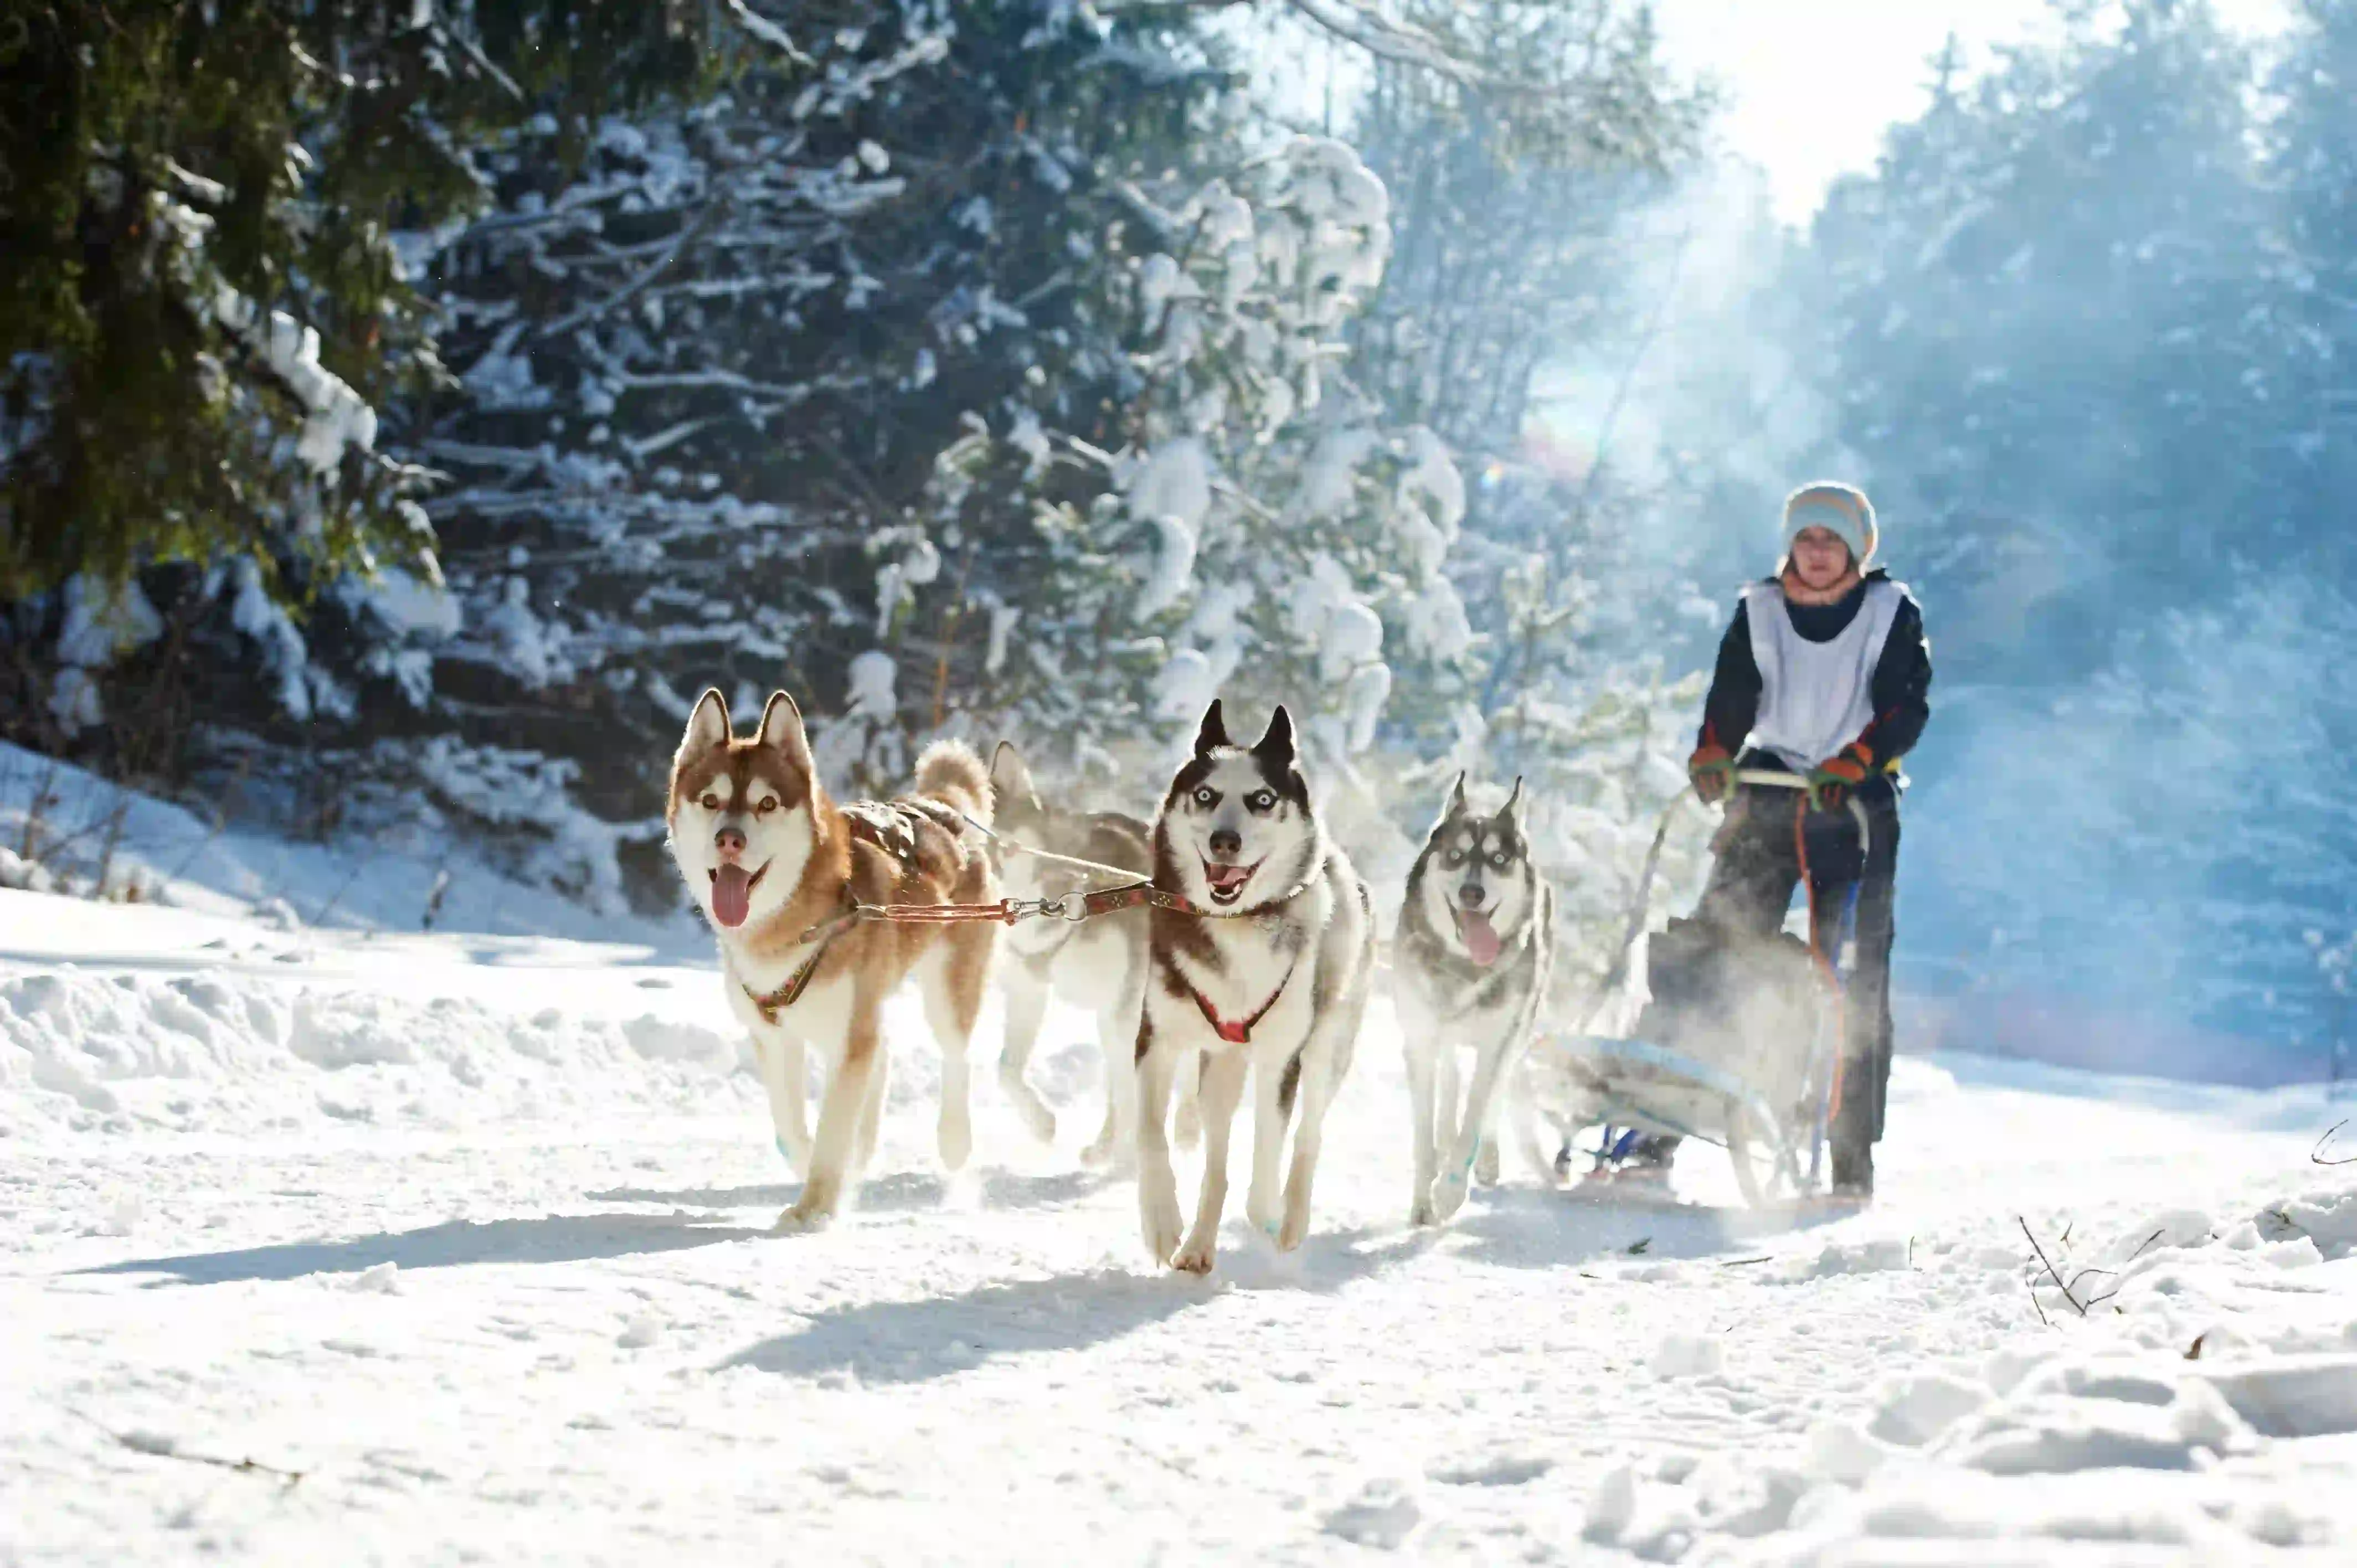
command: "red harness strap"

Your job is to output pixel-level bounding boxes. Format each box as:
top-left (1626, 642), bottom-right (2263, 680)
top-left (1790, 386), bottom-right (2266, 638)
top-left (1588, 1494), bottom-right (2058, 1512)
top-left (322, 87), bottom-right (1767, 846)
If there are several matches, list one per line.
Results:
top-left (1184, 964), bottom-right (1295, 1045)
top-left (1079, 883), bottom-right (1205, 918)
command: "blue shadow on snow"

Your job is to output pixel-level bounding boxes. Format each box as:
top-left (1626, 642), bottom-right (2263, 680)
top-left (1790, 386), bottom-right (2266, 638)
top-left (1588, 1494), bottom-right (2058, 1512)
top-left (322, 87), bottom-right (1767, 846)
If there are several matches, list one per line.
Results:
top-left (75, 1210), bottom-right (767, 1286)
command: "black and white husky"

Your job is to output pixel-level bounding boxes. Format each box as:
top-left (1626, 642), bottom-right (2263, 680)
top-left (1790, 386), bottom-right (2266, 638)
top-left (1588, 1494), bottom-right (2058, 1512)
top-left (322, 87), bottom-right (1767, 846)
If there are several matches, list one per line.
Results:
top-left (1135, 700), bottom-right (1376, 1273)
top-left (1394, 774), bottom-right (1555, 1225)
top-left (986, 741), bottom-right (1198, 1168)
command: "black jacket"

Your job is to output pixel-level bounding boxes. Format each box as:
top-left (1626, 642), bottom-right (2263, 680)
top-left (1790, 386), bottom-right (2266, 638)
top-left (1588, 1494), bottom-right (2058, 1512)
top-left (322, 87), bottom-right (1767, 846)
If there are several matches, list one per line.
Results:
top-left (1697, 570), bottom-right (1932, 776)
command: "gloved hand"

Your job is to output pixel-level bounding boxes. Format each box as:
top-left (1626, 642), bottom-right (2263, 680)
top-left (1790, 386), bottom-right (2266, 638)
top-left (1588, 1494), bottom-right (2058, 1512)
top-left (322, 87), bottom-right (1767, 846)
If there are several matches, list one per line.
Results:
top-left (1806, 742), bottom-right (1874, 814)
top-left (1688, 742), bottom-right (1736, 805)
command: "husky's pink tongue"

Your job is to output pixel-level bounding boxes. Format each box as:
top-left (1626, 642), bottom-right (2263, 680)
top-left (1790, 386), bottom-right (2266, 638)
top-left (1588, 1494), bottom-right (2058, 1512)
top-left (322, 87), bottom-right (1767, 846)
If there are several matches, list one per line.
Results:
top-left (1459, 910), bottom-right (1502, 967)
top-left (1206, 862), bottom-right (1252, 893)
top-left (711, 864), bottom-right (754, 928)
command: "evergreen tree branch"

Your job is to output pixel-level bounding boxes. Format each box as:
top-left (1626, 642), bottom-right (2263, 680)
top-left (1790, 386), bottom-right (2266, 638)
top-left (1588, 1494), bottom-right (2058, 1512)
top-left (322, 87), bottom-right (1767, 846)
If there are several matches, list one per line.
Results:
top-left (720, 1), bottom-right (814, 66)
top-left (536, 195), bottom-right (732, 340)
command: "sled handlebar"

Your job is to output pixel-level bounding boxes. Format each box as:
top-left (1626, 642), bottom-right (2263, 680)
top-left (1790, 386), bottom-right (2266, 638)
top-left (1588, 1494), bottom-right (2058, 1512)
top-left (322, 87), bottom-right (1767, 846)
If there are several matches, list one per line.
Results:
top-left (1727, 768), bottom-right (1872, 859)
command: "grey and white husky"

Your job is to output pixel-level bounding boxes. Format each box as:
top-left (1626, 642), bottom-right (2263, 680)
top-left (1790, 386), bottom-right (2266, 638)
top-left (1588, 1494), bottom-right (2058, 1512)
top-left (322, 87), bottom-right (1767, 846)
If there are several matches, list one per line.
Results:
top-left (1134, 700), bottom-right (1376, 1273)
top-left (1393, 773), bottom-right (1556, 1225)
top-left (986, 741), bottom-right (1197, 1168)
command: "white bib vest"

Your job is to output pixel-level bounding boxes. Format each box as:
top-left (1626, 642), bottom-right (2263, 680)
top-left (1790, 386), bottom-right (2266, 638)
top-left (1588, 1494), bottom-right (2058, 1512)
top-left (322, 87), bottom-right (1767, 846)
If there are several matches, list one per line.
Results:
top-left (1741, 579), bottom-right (1903, 771)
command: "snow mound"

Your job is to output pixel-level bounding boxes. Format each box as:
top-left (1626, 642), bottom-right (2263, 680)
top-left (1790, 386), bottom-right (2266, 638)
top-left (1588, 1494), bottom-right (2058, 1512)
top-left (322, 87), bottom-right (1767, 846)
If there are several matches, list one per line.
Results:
top-left (1653, 1330), bottom-right (1725, 1379)
top-left (1322, 1474), bottom-right (1427, 1550)
top-left (1769, 1234), bottom-right (1912, 1282)
top-left (1622, 1166), bottom-right (2357, 1561)
top-left (0, 739), bottom-right (696, 947)
top-left (0, 966), bottom-right (754, 1142)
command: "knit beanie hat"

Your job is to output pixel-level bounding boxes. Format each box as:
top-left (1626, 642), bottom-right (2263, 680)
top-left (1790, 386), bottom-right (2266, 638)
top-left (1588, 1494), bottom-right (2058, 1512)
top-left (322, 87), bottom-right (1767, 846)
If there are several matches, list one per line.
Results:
top-left (1782, 482), bottom-right (1877, 567)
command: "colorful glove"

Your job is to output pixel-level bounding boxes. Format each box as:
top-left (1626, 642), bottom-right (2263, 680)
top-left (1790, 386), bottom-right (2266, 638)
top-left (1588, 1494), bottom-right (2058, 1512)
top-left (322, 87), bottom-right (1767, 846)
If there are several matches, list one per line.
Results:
top-left (1806, 742), bottom-right (1874, 814)
top-left (1689, 742), bottom-right (1736, 805)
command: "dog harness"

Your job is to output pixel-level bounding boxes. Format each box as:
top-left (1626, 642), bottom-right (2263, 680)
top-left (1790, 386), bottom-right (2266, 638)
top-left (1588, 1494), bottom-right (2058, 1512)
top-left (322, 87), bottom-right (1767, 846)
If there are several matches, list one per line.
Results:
top-left (739, 802), bottom-right (947, 1023)
top-left (742, 896), bottom-right (853, 1024)
top-left (1182, 962), bottom-right (1296, 1045)
top-left (738, 813), bottom-right (1320, 1024)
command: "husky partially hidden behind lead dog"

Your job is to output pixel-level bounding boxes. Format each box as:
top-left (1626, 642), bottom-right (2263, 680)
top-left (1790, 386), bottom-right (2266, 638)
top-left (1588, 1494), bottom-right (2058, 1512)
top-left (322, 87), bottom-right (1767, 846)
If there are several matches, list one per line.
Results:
top-left (986, 741), bottom-right (1197, 1168)
top-left (1134, 701), bottom-right (1376, 1272)
top-left (1394, 774), bottom-right (1556, 1225)
top-left (667, 688), bottom-right (997, 1231)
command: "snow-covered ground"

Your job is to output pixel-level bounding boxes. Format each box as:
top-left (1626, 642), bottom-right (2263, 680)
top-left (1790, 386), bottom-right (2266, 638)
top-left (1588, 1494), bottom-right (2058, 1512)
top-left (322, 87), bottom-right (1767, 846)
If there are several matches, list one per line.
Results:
top-left (4, 881), bottom-right (2356, 1565)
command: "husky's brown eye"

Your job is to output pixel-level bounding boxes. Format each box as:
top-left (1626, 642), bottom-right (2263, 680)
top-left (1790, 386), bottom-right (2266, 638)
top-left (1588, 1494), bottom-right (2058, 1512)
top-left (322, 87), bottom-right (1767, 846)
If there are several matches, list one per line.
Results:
top-left (698, 793), bottom-right (720, 811)
top-left (755, 798), bottom-right (779, 815)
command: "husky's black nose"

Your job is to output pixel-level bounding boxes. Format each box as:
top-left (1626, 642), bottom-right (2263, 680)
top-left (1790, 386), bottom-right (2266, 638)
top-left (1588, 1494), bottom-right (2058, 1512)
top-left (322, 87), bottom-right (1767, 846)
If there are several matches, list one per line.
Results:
top-left (714, 824), bottom-right (747, 858)
top-left (1458, 882), bottom-right (1485, 910)
top-left (1208, 827), bottom-right (1242, 859)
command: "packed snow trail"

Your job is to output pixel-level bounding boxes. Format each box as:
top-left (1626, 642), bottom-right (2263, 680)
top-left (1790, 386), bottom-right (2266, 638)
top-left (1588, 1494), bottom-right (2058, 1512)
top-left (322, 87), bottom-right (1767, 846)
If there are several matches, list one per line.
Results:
top-left (4, 890), bottom-right (2355, 1565)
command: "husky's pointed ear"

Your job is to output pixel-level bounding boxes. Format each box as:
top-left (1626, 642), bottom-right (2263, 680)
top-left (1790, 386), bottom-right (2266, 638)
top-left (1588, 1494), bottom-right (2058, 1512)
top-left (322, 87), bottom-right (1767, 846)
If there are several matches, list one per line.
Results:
top-left (1501, 775), bottom-right (1526, 828)
top-left (678, 688), bottom-right (732, 761)
top-left (1445, 771), bottom-right (1468, 817)
top-left (1252, 703), bottom-right (1296, 768)
top-left (756, 690), bottom-right (812, 773)
top-left (1193, 699), bottom-right (1231, 756)
top-left (989, 740), bottom-right (1038, 806)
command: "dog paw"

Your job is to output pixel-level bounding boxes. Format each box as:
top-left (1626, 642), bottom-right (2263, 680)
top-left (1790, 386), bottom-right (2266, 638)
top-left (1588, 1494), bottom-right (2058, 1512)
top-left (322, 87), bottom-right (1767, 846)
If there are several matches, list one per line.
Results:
top-left (1171, 1231), bottom-right (1219, 1275)
top-left (1475, 1139), bottom-right (1502, 1187)
top-left (1080, 1136), bottom-right (1134, 1174)
top-left (1140, 1182), bottom-right (1184, 1265)
top-left (1277, 1205), bottom-right (1310, 1254)
top-left (1429, 1172), bottom-right (1470, 1223)
top-left (773, 1200), bottom-right (835, 1234)
top-left (1409, 1196), bottom-right (1437, 1227)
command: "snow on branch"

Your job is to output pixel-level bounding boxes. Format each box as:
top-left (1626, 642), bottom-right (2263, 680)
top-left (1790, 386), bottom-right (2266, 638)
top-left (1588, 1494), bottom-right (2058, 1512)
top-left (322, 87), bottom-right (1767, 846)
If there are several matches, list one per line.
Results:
top-left (1286, 0), bottom-right (1479, 84)
top-left (1099, 0), bottom-right (1481, 85)
top-left (536, 197), bottom-right (730, 340)
top-left (721, 1), bottom-right (814, 67)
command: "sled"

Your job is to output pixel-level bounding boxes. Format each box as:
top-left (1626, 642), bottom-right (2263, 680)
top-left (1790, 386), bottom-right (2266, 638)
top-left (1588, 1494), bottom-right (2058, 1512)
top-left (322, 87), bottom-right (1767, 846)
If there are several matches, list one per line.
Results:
top-left (1526, 771), bottom-right (1871, 1209)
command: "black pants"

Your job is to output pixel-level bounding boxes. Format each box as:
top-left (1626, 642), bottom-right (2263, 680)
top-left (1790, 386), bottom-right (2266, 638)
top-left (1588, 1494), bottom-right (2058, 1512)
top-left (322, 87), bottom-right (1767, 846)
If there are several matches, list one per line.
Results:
top-left (1641, 777), bottom-right (1901, 1179)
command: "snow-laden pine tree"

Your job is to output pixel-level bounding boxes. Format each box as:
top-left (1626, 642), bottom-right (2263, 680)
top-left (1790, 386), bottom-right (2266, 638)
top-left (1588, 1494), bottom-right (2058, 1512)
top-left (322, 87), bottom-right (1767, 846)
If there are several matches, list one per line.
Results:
top-left (0, 1), bottom-right (706, 786)
top-left (408, 2), bottom-right (1229, 901)
top-left (2263, 0), bottom-right (2357, 584)
top-left (1804, 3), bottom-right (2272, 683)
top-left (1329, 0), bottom-right (1718, 980)
top-left (905, 128), bottom-right (1483, 890)
top-left (1775, 3), bottom-right (2336, 1067)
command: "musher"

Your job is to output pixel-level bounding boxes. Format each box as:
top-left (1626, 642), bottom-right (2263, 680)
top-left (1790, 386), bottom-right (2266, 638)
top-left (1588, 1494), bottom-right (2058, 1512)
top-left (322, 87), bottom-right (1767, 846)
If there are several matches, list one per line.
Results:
top-left (1611, 481), bottom-right (1932, 1201)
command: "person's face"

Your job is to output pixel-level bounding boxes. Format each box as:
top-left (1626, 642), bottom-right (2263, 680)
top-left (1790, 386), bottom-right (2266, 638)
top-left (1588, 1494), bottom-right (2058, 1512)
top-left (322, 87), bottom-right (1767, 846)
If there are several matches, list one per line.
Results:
top-left (1789, 526), bottom-right (1854, 590)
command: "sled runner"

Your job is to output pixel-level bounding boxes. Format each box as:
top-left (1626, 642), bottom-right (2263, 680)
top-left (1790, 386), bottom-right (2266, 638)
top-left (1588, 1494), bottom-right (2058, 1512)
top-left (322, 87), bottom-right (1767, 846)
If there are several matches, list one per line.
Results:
top-left (1527, 771), bottom-right (1871, 1209)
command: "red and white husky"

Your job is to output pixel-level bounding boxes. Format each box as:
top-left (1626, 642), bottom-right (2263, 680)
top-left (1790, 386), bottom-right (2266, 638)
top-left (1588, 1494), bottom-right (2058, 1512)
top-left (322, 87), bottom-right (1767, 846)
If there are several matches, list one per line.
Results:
top-left (667, 688), bottom-right (996, 1230)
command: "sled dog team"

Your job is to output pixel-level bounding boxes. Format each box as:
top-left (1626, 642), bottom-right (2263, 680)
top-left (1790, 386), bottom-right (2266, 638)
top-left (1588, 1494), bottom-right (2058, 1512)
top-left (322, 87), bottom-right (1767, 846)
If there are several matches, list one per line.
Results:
top-left (667, 688), bottom-right (1541, 1274)
top-left (668, 480), bottom-right (1929, 1271)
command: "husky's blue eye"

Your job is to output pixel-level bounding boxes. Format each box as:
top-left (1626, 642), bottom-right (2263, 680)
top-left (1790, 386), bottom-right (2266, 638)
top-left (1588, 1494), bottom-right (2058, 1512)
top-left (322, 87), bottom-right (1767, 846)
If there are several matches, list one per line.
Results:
top-left (1247, 791), bottom-right (1275, 812)
top-left (1193, 786), bottom-right (1218, 808)
top-left (1444, 848), bottom-right (1464, 865)
top-left (1491, 851), bottom-right (1510, 868)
